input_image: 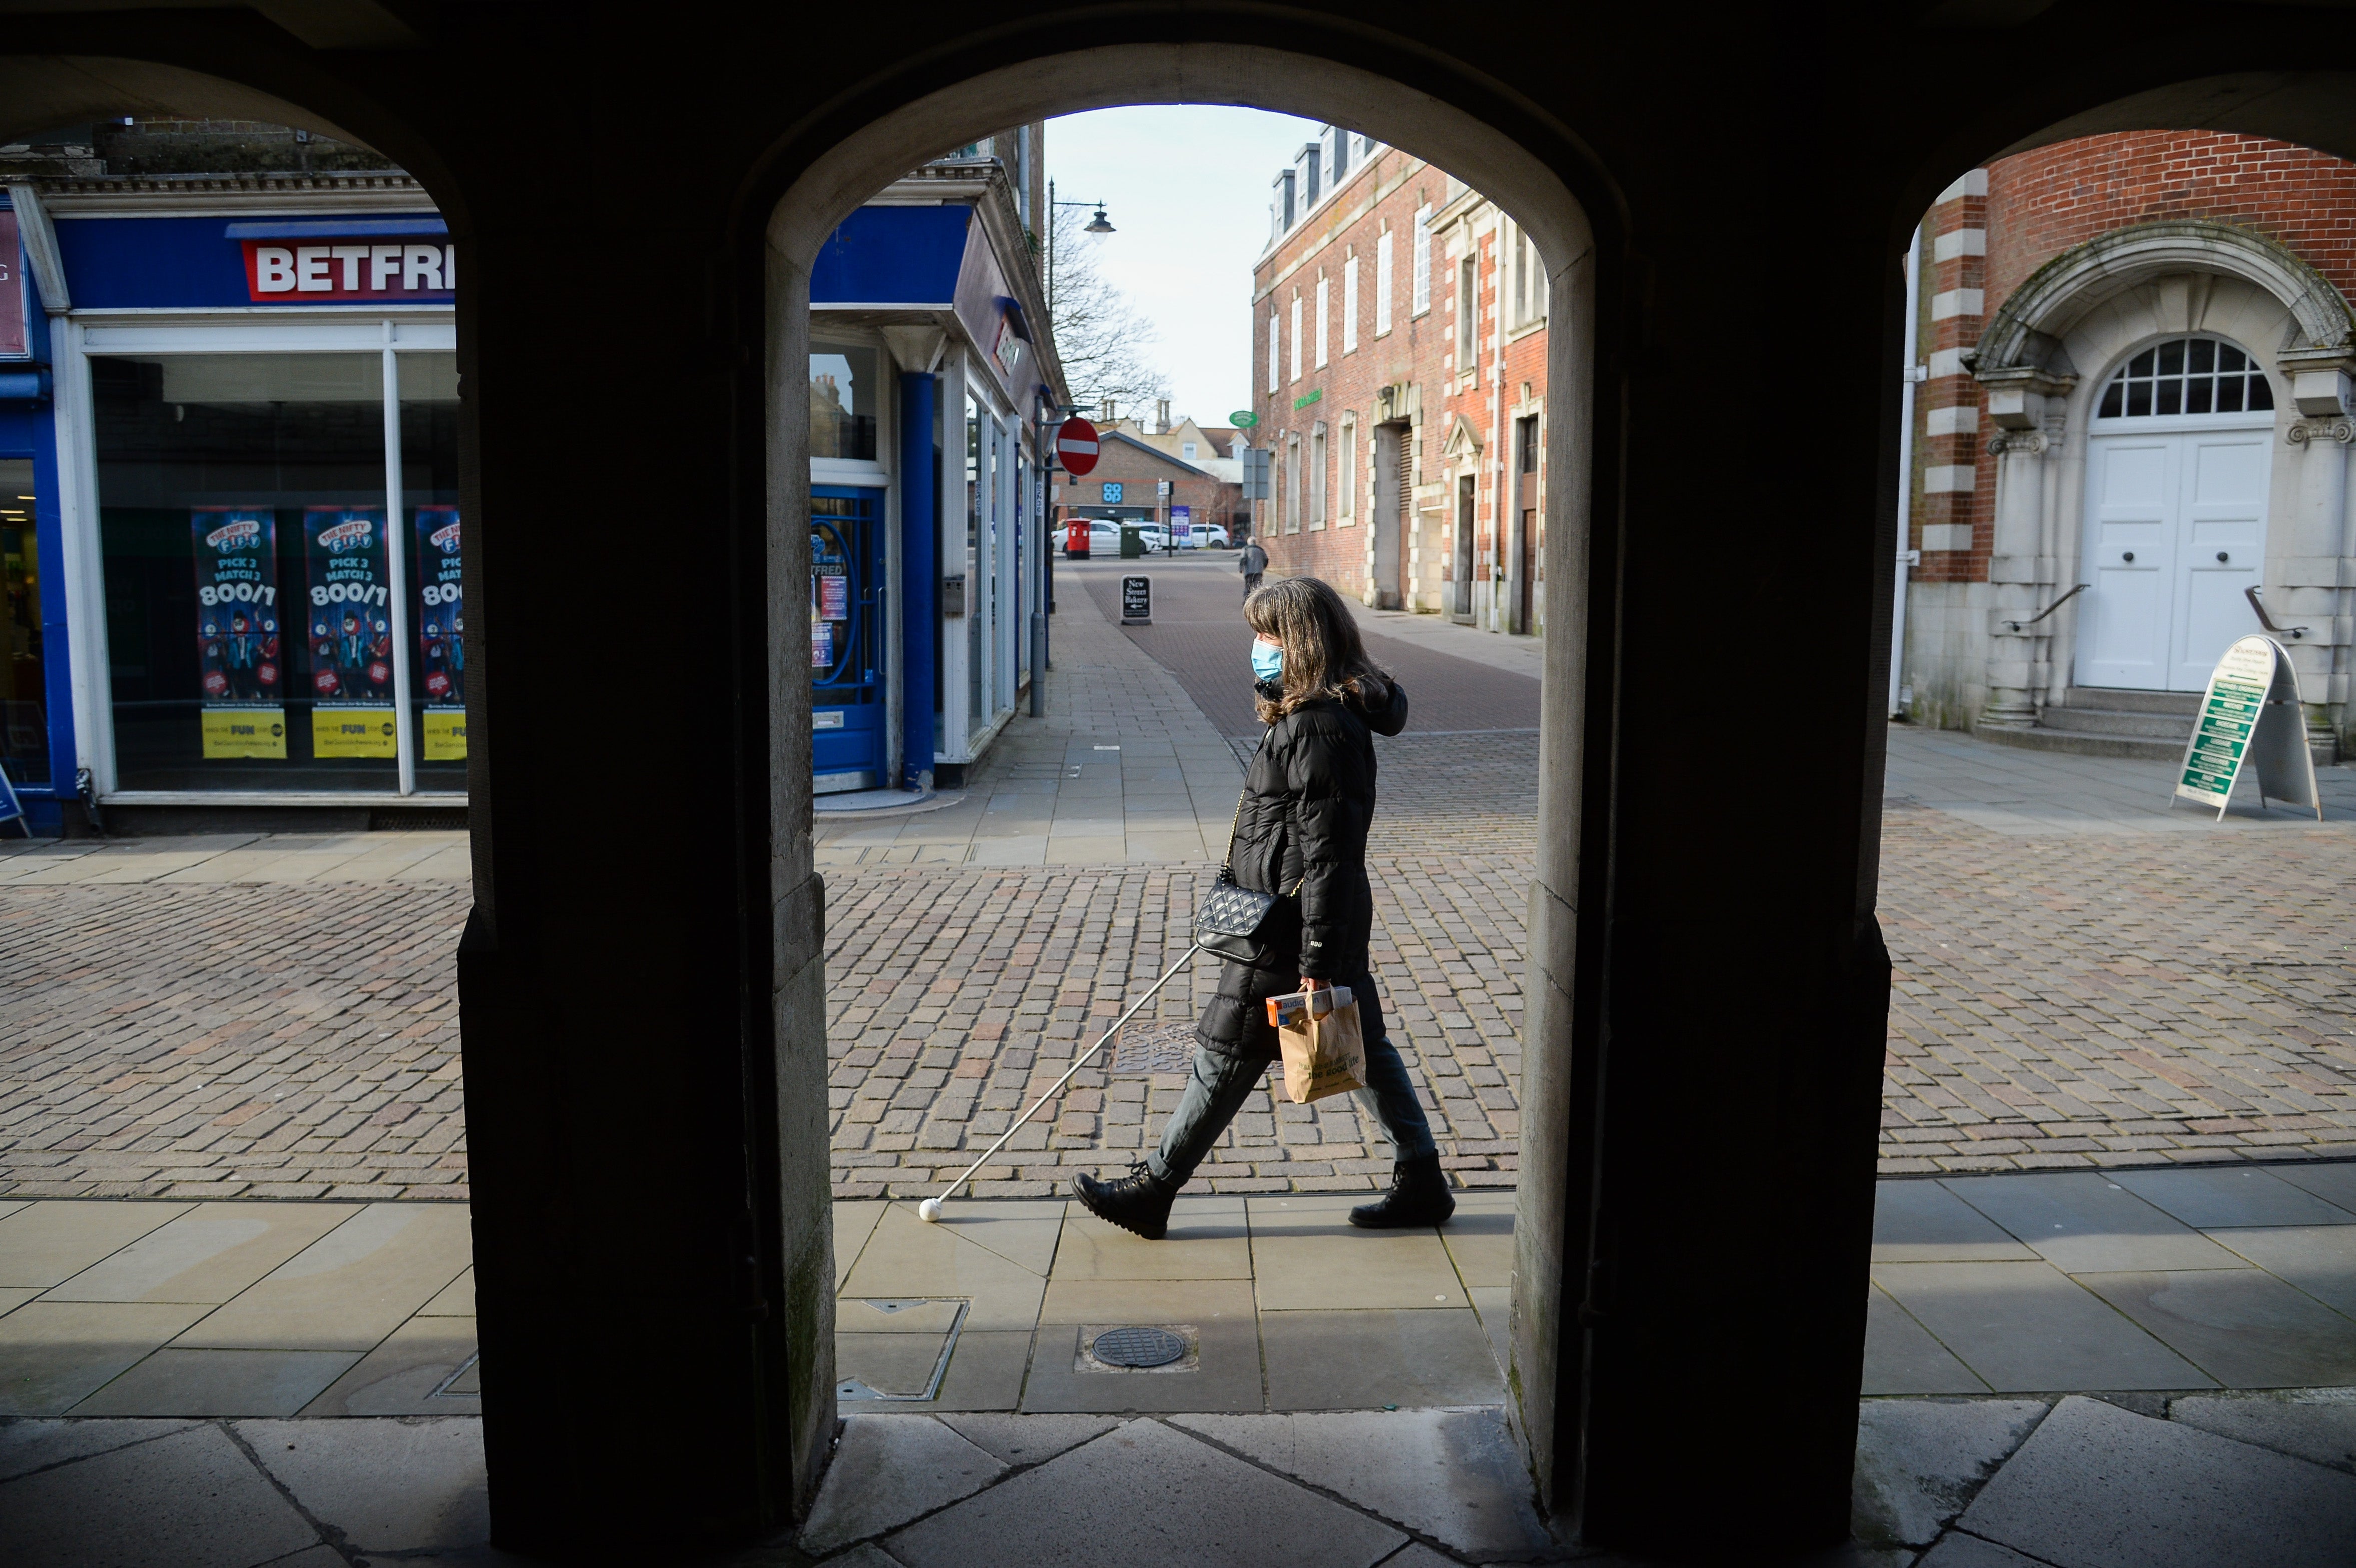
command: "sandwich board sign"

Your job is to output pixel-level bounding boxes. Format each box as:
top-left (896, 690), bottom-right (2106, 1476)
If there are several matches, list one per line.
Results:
top-left (1120, 575), bottom-right (1151, 625)
top-left (2173, 635), bottom-right (2321, 820)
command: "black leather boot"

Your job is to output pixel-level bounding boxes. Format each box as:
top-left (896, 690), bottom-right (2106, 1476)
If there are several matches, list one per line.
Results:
top-left (1072, 1162), bottom-right (1181, 1240)
top-left (1349, 1153), bottom-right (1456, 1229)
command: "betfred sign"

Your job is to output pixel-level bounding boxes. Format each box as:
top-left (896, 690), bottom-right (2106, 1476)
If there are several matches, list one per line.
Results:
top-left (242, 239), bottom-right (455, 303)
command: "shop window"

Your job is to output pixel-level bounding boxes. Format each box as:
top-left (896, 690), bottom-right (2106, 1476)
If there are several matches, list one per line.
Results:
top-left (966, 395), bottom-right (988, 740)
top-left (0, 458), bottom-right (41, 786)
top-left (95, 350), bottom-right (463, 795)
top-left (399, 353), bottom-right (465, 786)
top-left (2096, 335), bottom-right (2275, 419)
top-left (810, 341), bottom-right (879, 460)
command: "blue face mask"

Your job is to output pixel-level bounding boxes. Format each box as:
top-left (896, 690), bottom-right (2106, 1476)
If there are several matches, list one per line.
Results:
top-left (1251, 638), bottom-right (1284, 682)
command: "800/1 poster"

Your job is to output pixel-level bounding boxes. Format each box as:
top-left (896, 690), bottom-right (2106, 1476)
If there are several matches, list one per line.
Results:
top-left (302, 505), bottom-right (396, 759)
top-left (192, 506), bottom-right (286, 758)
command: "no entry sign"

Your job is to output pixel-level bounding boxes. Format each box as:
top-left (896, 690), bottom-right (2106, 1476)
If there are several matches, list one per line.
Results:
top-left (1056, 416), bottom-right (1101, 476)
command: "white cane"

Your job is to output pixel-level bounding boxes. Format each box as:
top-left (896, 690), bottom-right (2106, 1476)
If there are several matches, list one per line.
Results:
top-left (918, 943), bottom-right (1205, 1222)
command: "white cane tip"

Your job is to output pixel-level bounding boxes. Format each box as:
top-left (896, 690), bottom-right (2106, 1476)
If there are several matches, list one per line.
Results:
top-left (917, 1198), bottom-right (943, 1223)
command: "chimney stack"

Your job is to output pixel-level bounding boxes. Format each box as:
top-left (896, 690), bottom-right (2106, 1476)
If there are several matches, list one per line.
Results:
top-left (1156, 398), bottom-right (1171, 433)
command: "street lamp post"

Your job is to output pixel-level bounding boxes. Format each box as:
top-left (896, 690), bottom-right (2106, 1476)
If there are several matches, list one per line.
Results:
top-left (1044, 179), bottom-right (1114, 332)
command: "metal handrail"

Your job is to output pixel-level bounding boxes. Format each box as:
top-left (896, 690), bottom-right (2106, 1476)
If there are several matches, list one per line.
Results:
top-left (2003, 583), bottom-right (2087, 632)
top-left (2245, 585), bottom-right (2310, 641)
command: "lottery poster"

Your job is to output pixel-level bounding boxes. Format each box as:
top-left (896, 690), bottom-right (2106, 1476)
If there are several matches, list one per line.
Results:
top-left (301, 505), bottom-right (396, 758)
top-left (413, 506), bottom-right (466, 760)
top-left (191, 506), bottom-right (286, 758)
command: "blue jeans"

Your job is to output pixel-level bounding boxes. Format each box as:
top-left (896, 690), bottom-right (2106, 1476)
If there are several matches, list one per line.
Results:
top-left (1145, 974), bottom-right (1437, 1185)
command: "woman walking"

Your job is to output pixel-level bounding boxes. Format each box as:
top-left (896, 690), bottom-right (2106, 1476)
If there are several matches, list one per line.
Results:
top-left (1073, 576), bottom-right (1454, 1239)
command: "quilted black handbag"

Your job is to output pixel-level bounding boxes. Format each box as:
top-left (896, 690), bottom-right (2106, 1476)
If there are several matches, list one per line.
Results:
top-left (1194, 733), bottom-right (1302, 963)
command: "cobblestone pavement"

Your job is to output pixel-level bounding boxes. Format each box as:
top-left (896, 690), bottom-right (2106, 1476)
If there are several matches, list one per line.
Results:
top-left (1879, 798), bottom-right (2355, 1171)
top-left (8, 579), bottom-right (2353, 1195)
top-left (0, 881), bottom-right (468, 1199)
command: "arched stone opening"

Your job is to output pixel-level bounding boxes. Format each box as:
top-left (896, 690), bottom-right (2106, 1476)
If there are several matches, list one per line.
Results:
top-left (750, 36), bottom-right (1611, 1534)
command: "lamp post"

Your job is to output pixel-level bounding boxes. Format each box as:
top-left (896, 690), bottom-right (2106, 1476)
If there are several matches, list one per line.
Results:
top-left (1044, 179), bottom-right (1114, 325)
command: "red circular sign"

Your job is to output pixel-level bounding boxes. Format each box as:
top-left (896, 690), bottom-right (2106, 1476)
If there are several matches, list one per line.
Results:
top-left (1055, 416), bottom-right (1101, 476)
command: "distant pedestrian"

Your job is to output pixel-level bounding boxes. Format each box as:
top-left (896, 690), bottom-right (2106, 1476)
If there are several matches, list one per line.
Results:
top-left (1073, 574), bottom-right (1451, 1240)
top-left (1237, 538), bottom-right (1268, 601)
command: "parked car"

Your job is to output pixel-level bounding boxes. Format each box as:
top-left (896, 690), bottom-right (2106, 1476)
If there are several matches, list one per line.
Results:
top-left (1194, 524), bottom-right (1232, 548)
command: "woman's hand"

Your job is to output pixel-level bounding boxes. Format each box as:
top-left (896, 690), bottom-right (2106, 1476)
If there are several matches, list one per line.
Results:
top-left (1299, 976), bottom-right (1329, 992)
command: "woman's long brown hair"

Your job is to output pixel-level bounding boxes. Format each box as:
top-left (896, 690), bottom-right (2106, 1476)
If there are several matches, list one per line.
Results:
top-left (1243, 575), bottom-right (1391, 725)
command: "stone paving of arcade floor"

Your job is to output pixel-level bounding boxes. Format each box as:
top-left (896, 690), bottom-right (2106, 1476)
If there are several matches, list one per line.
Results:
top-left (4, 553), bottom-right (2356, 1564)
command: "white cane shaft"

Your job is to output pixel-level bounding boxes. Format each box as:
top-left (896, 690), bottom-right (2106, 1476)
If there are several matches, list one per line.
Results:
top-left (938, 944), bottom-right (1203, 1201)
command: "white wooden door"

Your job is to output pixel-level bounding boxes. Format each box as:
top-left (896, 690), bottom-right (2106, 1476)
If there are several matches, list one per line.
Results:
top-left (2079, 424), bottom-right (2272, 691)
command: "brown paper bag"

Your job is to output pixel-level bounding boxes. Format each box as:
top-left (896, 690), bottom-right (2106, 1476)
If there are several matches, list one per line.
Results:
top-left (1275, 988), bottom-right (1368, 1104)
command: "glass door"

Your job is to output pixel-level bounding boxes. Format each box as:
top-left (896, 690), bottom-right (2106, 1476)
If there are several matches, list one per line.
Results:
top-left (811, 486), bottom-right (886, 790)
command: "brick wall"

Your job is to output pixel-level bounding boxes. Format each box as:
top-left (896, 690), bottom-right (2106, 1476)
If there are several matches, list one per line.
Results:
top-left (1251, 143), bottom-right (1547, 623)
top-left (1911, 132), bottom-right (2356, 584)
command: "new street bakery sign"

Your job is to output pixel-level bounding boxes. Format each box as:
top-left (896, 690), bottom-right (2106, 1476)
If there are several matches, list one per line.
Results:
top-left (2174, 636), bottom-right (2321, 820)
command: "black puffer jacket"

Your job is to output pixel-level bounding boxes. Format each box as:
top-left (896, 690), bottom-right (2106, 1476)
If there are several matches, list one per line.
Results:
top-left (1195, 676), bottom-right (1409, 1060)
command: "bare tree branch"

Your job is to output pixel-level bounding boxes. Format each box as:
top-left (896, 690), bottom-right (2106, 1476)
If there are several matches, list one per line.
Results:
top-left (1047, 204), bottom-right (1171, 417)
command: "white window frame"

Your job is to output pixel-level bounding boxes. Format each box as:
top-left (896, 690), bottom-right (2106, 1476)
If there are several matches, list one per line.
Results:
top-left (1411, 205), bottom-right (1432, 316)
top-left (1289, 293), bottom-right (1303, 383)
top-left (1338, 414), bottom-right (1356, 522)
top-left (1342, 255), bottom-right (1359, 354)
top-left (1284, 432), bottom-right (1301, 533)
top-left (60, 313), bottom-right (463, 804)
top-left (1375, 229), bottom-right (1394, 336)
top-left (1315, 275), bottom-right (1330, 369)
top-left (1310, 423), bottom-right (1327, 530)
top-left (1267, 308), bottom-right (1280, 392)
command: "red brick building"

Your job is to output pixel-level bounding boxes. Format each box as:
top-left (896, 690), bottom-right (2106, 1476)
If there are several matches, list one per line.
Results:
top-left (1249, 127), bottom-right (1549, 634)
top-left (1901, 131), bottom-right (2356, 759)
top-left (1050, 427), bottom-right (1240, 547)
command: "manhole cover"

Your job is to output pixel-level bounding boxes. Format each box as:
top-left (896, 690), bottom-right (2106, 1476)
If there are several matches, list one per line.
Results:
top-left (1112, 1021), bottom-right (1196, 1076)
top-left (1092, 1326), bottom-right (1186, 1368)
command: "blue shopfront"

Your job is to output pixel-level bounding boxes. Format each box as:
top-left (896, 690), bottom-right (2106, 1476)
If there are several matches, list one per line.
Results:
top-left (806, 159), bottom-right (1065, 797)
top-left (6, 173), bottom-right (459, 832)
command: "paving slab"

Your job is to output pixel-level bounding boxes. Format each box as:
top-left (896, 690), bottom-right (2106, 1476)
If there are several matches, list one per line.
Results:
top-left (2167, 1391), bottom-right (2356, 1473)
top-left (0, 1421), bottom-right (322, 1568)
top-left (1022, 1313), bottom-right (1262, 1414)
top-left (0, 1202), bottom-right (190, 1288)
top-left (0, 1417), bottom-right (200, 1482)
top-left (300, 1314), bottom-right (479, 1415)
top-left (842, 1205), bottom-right (1050, 1331)
top-left (1863, 1288), bottom-right (1991, 1396)
top-left (835, 1201), bottom-right (888, 1285)
top-left (2112, 1168), bottom-right (2355, 1229)
top-left (2203, 1224), bottom-right (2356, 1317)
top-left (1941, 1175), bottom-right (2248, 1274)
top-left (798, 1414), bottom-right (1006, 1554)
top-left (46, 1203), bottom-right (360, 1304)
top-left (1958, 1394), bottom-right (2356, 1568)
top-left (1869, 1263), bottom-right (2212, 1392)
top-left (1249, 1197), bottom-right (1466, 1311)
top-left (0, 1301), bottom-right (212, 1417)
top-left (1439, 1195), bottom-right (1514, 1287)
top-left (2275, 1164), bottom-right (2356, 1214)
top-left (1850, 1398), bottom-right (2049, 1548)
top-left (1173, 1408), bottom-right (1553, 1560)
top-left (172, 1203), bottom-right (472, 1351)
top-left (2076, 1270), bottom-right (2356, 1388)
top-left (938, 1412), bottom-right (1122, 1466)
top-left (71, 1347), bottom-right (360, 1417)
top-left (1915, 1537), bottom-right (2052, 1568)
top-left (240, 1416), bottom-right (488, 1553)
top-left (1053, 1202), bottom-right (1251, 1280)
top-left (882, 1417), bottom-right (1405, 1568)
top-left (1259, 1309), bottom-right (1504, 1409)
top-left (1873, 1182), bottom-right (2040, 1263)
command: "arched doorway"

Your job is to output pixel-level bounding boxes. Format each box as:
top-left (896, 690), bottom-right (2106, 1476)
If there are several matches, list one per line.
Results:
top-left (754, 37), bottom-right (1610, 1531)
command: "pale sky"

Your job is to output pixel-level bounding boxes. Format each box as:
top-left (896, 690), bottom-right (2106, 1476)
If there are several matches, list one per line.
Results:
top-left (1046, 106), bottom-right (1325, 429)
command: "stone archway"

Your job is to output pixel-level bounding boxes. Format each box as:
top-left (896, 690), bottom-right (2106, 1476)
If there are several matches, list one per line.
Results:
top-left (756, 37), bottom-right (1607, 1523)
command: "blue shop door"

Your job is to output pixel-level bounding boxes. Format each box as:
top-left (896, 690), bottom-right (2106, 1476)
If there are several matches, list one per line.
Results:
top-left (811, 488), bottom-right (886, 791)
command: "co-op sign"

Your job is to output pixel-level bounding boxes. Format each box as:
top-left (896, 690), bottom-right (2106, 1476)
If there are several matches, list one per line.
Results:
top-left (230, 219), bottom-right (454, 303)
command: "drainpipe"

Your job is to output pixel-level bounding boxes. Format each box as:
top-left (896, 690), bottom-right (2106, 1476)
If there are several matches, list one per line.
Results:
top-left (1890, 224), bottom-right (1924, 718)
